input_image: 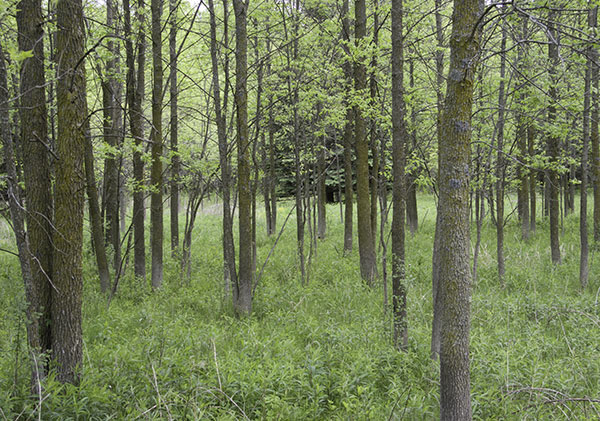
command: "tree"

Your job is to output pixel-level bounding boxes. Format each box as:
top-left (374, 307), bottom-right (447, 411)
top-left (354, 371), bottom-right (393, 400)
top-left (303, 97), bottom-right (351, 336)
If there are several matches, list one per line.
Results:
top-left (16, 0), bottom-right (53, 379)
top-left (341, 0), bottom-right (353, 254)
top-left (437, 0), bottom-right (483, 418)
top-left (354, 0), bottom-right (376, 284)
top-left (124, 0), bottom-right (147, 282)
top-left (150, 0), bottom-right (164, 289)
top-left (52, 0), bottom-right (88, 383)
top-left (391, 0), bottom-right (407, 350)
top-left (233, 0), bottom-right (253, 316)
top-left (170, 0), bottom-right (180, 256)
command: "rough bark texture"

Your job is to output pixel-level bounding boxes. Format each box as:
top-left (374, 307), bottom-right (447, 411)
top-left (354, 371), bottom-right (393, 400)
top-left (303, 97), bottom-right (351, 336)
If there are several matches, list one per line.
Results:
top-left (169, 0), bottom-right (180, 256)
top-left (234, 0), bottom-right (253, 316)
top-left (355, 0), bottom-right (377, 284)
top-left (16, 0), bottom-right (53, 374)
top-left (53, 0), bottom-right (87, 383)
top-left (125, 0), bottom-right (146, 281)
top-left (150, 0), bottom-right (164, 289)
top-left (0, 42), bottom-right (43, 389)
top-left (438, 0), bottom-right (482, 418)
top-left (391, 0), bottom-right (407, 350)
top-left (547, 10), bottom-right (561, 265)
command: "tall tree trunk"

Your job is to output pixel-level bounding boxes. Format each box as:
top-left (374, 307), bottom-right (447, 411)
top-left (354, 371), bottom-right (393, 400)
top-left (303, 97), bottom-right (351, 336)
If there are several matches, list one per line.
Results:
top-left (593, 10), bottom-right (600, 243)
top-left (369, 0), bottom-right (380, 250)
top-left (342, 0), bottom-right (353, 254)
top-left (438, 1), bottom-right (482, 418)
top-left (233, 0), bottom-right (252, 315)
top-left (391, 0), bottom-right (407, 350)
top-left (430, 0), bottom-right (445, 360)
top-left (169, 0), bottom-right (180, 256)
top-left (495, 23), bottom-right (507, 283)
top-left (208, 0), bottom-right (236, 293)
top-left (355, 0), bottom-right (377, 284)
top-left (150, 0), bottom-right (164, 288)
top-left (16, 0), bottom-right (53, 377)
top-left (0, 42), bottom-right (44, 391)
top-left (317, 134), bottom-right (327, 239)
top-left (547, 9), bottom-right (561, 264)
top-left (516, 16), bottom-right (530, 241)
top-left (582, 7), bottom-right (596, 288)
top-left (103, 0), bottom-right (122, 270)
top-left (406, 59), bottom-right (419, 235)
top-left (53, 0), bottom-right (87, 383)
top-left (125, 0), bottom-right (147, 281)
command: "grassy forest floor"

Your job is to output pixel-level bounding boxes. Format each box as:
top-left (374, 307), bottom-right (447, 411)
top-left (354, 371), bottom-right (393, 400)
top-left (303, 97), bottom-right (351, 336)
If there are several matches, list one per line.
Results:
top-left (0, 194), bottom-right (599, 419)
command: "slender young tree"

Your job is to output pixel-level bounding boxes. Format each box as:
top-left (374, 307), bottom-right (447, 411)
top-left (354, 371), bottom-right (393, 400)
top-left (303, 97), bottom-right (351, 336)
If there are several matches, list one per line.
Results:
top-left (391, 0), bottom-right (407, 350)
top-left (124, 0), bottom-right (147, 281)
top-left (438, 0), bottom-right (483, 418)
top-left (150, 0), bottom-right (164, 289)
top-left (547, 9), bottom-right (561, 264)
top-left (53, 0), bottom-right (88, 383)
top-left (233, 0), bottom-right (253, 315)
top-left (341, 0), bottom-right (353, 254)
top-left (169, 0), bottom-right (180, 256)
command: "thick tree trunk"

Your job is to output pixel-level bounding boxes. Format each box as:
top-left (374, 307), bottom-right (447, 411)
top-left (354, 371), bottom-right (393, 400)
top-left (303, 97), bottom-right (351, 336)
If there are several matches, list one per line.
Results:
top-left (438, 1), bottom-right (482, 418)
top-left (53, 0), bottom-right (87, 383)
top-left (355, 0), bottom-right (377, 284)
top-left (150, 0), bottom-right (164, 288)
top-left (16, 0), bottom-right (53, 376)
top-left (547, 10), bottom-right (561, 265)
top-left (233, 0), bottom-right (253, 315)
top-left (0, 42), bottom-right (44, 390)
top-left (391, 0), bottom-right (407, 350)
top-left (169, 0), bottom-right (180, 256)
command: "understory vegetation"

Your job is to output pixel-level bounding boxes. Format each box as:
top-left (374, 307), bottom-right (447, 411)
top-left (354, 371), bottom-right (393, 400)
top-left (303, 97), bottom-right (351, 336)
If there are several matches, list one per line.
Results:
top-left (0, 195), bottom-right (599, 419)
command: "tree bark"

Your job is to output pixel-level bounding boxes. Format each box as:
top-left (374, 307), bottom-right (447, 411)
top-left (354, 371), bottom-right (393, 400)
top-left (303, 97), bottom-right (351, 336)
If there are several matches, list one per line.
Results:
top-left (150, 0), bottom-right (164, 288)
top-left (495, 24), bottom-right (507, 283)
top-left (124, 0), bottom-right (147, 282)
top-left (53, 0), bottom-right (87, 383)
top-left (355, 0), bottom-right (377, 284)
top-left (391, 0), bottom-right (407, 350)
top-left (169, 0), bottom-right (180, 256)
top-left (233, 0), bottom-right (252, 315)
top-left (16, 0), bottom-right (53, 375)
top-left (438, 1), bottom-right (482, 418)
top-left (547, 9), bottom-right (561, 264)
top-left (341, 0), bottom-right (353, 254)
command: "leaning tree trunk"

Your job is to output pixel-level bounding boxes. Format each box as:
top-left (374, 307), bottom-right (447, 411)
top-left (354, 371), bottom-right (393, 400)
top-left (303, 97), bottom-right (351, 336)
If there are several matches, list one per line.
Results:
top-left (438, 0), bottom-right (483, 418)
top-left (53, 0), bottom-right (88, 383)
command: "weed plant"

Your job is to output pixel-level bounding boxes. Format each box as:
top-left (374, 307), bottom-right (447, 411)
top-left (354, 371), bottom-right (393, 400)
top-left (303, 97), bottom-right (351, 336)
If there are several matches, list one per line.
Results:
top-left (0, 194), bottom-right (599, 419)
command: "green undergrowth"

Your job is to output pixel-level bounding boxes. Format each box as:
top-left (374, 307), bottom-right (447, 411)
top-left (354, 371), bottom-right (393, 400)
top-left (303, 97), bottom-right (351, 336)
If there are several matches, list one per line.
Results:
top-left (0, 195), bottom-right (599, 419)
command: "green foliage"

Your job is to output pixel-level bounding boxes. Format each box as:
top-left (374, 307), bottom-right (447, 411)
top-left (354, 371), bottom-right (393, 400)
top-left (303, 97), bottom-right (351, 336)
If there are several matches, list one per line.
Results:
top-left (1, 195), bottom-right (600, 419)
